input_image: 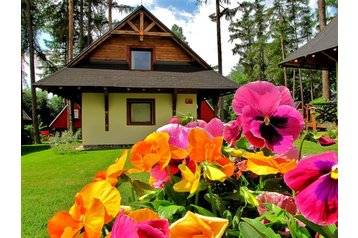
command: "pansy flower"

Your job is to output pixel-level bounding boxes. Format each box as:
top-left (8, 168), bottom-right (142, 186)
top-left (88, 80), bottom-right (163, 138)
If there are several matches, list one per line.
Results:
top-left (173, 163), bottom-right (201, 195)
top-left (244, 151), bottom-right (297, 175)
top-left (169, 211), bottom-right (229, 238)
top-left (188, 128), bottom-right (224, 163)
top-left (129, 132), bottom-right (187, 173)
top-left (232, 81), bottom-right (304, 154)
top-left (110, 208), bottom-right (169, 238)
top-left (223, 117), bottom-right (242, 146)
top-left (284, 151), bottom-right (338, 225)
top-left (94, 150), bottom-right (128, 186)
top-left (48, 180), bottom-right (121, 238)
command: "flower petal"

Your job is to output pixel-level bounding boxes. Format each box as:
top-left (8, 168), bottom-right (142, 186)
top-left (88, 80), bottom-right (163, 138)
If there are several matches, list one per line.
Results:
top-left (137, 220), bottom-right (170, 238)
top-left (284, 151), bottom-right (337, 191)
top-left (48, 212), bottom-right (82, 238)
top-left (205, 118), bottom-right (224, 137)
top-left (295, 174), bottom-right (338, 225)
top-left (111, 212), bottom-right (139, 238)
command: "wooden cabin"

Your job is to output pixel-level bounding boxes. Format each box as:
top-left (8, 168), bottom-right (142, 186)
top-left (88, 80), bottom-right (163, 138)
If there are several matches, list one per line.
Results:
top-left (34, 6), bottom-right (239, 148)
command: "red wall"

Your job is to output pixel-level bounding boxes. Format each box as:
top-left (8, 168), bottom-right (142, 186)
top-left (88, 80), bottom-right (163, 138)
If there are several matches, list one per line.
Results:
top-left (50, 103), bottom-right (81, 129)
top-left (200, 100), bottom-right (215, 122)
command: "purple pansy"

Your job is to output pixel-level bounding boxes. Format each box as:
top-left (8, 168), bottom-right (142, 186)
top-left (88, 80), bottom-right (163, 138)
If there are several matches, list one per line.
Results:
top-left (284, 151), bottom-right (338, 225)
top-left (232, 81), bottom-right (304, 154)
top-left (223, 117), bottom-right (242, 146)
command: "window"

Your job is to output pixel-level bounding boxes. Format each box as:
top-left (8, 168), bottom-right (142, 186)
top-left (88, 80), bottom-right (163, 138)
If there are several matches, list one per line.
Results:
top-left (131, 49), bottom-right (152, 70)
top-left (127, 99), bottom-right (155, 125)
top-left (74, 109), bottom-right (79, 119)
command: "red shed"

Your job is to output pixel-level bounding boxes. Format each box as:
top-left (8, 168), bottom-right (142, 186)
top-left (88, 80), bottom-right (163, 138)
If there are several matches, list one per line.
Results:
top-left (200, 100), bottom-right (215, 123)
top-left (50, 103), bottom-right (82, 130)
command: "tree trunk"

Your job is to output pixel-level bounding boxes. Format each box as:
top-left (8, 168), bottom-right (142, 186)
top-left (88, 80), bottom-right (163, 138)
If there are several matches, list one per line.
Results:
top-left (215, 0), bottom-right (224, 120)
top-left (292, 69), bottom-right (296, 101)
top-left (25, 0), bottom-right (41, 144)
top-left (318, 0), bottom-right (330, 100)
top-left (298, 68), bottom-right (304, 116)
top-left (108, 0), bottom-right (113, 30)
top-left (68, 0), bottom-right (74, 61)
top-left (278, 5), bottom-right (288, 87)
top-left (79, 0), bottom-right (85, 51)
top-left (68, 0), bottom-right (75, 132)
top-left (87, 1), bottom-right (92, 46)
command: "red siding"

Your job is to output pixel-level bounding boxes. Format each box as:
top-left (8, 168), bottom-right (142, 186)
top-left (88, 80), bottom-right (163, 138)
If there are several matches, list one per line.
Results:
top-left (50, 103), bottom-right (81, 129)
top-left (200, 100), bottom-right (215, 122)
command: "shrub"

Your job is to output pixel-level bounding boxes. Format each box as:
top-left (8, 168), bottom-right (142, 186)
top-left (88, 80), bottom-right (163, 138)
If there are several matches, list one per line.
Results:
top-left (49, 129), bottom-right (81, 154)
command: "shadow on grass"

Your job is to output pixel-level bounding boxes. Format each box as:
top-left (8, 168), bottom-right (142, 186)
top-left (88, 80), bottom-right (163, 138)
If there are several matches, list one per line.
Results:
top-left (21, 144), bottom-right (51, 156)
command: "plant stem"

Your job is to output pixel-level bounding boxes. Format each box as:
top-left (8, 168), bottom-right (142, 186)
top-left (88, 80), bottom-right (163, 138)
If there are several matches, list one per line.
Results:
top-left (208, 182), bottom-right (218, 216)
top-left (195, 190), bottom-right (199, 206)
top-left (298, 136), bottom-right (306, 161)
top-left (166, 166), bottom-right (173, 184)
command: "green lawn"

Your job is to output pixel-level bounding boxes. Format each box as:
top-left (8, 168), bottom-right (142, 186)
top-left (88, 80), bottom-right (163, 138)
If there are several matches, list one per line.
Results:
top-left (21, 138), bottom-right (337, 238)
top-left (21, 144), bottom-right (145, 238)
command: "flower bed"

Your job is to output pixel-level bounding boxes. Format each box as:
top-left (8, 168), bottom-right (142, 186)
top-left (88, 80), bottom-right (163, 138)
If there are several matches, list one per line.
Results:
top-left (48, 81), bottom-right (338, 238)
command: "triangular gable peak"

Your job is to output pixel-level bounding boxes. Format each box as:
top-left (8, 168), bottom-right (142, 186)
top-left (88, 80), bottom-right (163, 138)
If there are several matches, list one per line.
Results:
top-left (69, 6), bottom-right (211, 70)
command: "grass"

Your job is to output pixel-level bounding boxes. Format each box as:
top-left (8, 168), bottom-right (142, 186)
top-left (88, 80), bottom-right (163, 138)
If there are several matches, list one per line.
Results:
top-left (21, 144), bottom-right (147, 238)
top-left (22, 136), bottom-right (338, 238)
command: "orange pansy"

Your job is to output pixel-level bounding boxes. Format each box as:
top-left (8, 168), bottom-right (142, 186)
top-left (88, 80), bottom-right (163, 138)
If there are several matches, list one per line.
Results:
top-left (94, 150), bottom-right (128, 186)
top-left (188, 128), bottom-right (224, 163)
top-left (243, 151), bottom-right (297, 175)
top-left (130, 132), bottom-right (171, 172)
top-left (127, 208), bottom-right (161, 223)
top-left (48, 180), bottom-right (121, 238)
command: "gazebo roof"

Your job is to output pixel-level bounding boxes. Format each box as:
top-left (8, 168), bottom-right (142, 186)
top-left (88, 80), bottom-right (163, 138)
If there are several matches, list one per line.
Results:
top-left (279, 16), bottom-right (338, 70)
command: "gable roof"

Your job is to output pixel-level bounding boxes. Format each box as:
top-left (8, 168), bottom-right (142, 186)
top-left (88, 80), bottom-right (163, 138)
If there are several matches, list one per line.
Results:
top-left (68, 5), bottom-right (211, 69)
top-left (279, 16), bottom-right (338, 70)
top-left (34, 5), bottom-right (239, 98)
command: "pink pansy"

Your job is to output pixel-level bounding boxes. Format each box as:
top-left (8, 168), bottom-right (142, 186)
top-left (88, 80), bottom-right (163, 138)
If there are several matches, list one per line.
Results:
top-left (232, 81), bottom-right (304, 154)
top-left (150, 163), bottom-right (180, 189)
top-left (157, 123), bottom-right (191, 149)
top-left (168, 117), bottom-right (180, 124)
top-left (256, 192), bottom-right (297, 216)
top-left (186, 118), bottom-right (224, 138)
top-left (186, 119), bottom-right (207, 128)
top-left (284, 151), bottom-right (338, 225)
top-left (317, 136), bottom-right (336, 146)
top-left (204, 118), bottom-right (224, 137)
top-left (111, 210), bottom-right (169, 238)
top-left (223, 117), bottom-right (242, 146)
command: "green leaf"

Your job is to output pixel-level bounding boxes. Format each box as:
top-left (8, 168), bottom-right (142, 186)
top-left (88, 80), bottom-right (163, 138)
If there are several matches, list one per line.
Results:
top-left (296, 215), bottom-right (337, 238)
top-left (239, 218), bottom-right (281, 238)
top-left (190, 204), bottom-right (216, 217)
top-left (157, 204), bottom-right (185, 220)
top-left (236, 137), bottom-right (250, 149)
top-left (164, 182), bottom-right (187, 206)
top-left (240, 186), bottom-right (259, 207)
top-left (153, 200), bottom-right (173, 210)
top-left (132, 180), bottom-right (157, 197)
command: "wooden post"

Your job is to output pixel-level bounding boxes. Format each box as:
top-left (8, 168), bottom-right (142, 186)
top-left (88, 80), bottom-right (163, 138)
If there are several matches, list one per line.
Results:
top-left (104, 88), bottom-right (109, 131)
top-left (67, 98), bottom-right (75, 133)
top-left (172, 89), bottom-right (178, 116)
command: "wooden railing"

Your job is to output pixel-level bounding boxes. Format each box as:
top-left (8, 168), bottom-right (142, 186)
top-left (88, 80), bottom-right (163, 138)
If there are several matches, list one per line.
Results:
top-left (304, 102), bottom-right (337, 133)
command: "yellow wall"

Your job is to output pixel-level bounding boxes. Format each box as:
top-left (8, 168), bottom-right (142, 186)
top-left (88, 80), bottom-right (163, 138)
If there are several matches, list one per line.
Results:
top-left (82, 93), bottom-right (197, 145)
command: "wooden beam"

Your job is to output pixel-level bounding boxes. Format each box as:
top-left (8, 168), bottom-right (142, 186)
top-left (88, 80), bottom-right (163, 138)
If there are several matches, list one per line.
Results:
top-left (104, 88), bottom-right (109, 131)
top-left (112, 30), bottom-right (138, 35)
top-left (139, 12), bottom-right (144, 41)
top-left (321, 51), bottom-right (338, 63)
top-left (172, 89), bottom-right (178, 116)
top-left (144, 22), bottom-right (156, 33)
top-left (145, 32), bottom-right (172, 37)
top-left (127, 20), bottom-right (139, 32)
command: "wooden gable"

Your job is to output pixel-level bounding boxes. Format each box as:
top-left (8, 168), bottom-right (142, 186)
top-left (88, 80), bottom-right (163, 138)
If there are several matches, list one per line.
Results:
top-left (69, 6), bottom-right (210, 71)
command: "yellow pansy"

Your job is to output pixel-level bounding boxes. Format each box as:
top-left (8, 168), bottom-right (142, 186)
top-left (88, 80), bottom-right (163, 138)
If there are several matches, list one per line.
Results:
top-left (244, 151), bottom-right (297, 175)
top-left (170, 211), bottom-right (229, 238)
top-left (173, 164), bottom-right (201, 195)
